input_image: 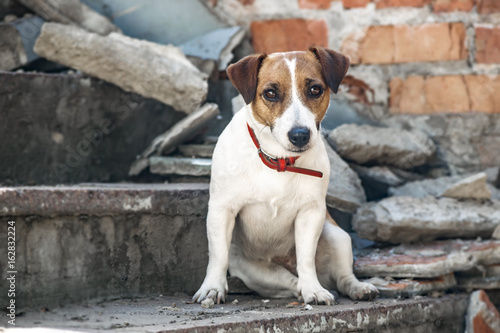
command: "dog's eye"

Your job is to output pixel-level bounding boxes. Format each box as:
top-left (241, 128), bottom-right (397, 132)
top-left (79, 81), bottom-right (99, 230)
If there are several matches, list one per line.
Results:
top-left (264, 89), bottom-right (278, 101)
top-left (309, 85), bottom-right (323, 97)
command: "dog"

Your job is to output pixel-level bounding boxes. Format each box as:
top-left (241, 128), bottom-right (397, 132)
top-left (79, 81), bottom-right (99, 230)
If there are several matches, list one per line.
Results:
top-left (193, 47), bottom-right (378, 305)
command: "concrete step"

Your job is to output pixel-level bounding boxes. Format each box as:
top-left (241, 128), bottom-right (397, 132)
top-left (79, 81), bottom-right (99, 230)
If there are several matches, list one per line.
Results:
top-left (0, 183), bottom-right (209, 310)
top-left (0, 71), bottom-right (184, 185)
top-left (7, 294), bottom-right (468, 332)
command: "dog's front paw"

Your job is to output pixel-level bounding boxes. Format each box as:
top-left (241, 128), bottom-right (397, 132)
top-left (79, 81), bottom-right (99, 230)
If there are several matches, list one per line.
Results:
top-left (299, 284), bottom-right (335, 305)
top-left (192, 278), bottom-right (228, 304)
top-left (347, 281), bottom-right (379, 301)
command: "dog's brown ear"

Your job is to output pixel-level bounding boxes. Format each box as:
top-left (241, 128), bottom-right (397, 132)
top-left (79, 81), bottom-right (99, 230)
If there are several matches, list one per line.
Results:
top-left (226, 53), bottom-right (267, 104)
top-left (309, 47), bottom-right (350, 94)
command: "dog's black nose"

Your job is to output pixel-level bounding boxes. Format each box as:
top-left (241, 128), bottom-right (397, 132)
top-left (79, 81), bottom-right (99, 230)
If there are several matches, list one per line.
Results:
top-left (288, 127), bottom-right (310, 148)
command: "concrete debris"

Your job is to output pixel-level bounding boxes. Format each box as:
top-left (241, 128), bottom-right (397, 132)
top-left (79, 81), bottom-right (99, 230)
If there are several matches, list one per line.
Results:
top-left (353, 239), bottom-right (500, 278)
top-left (493, 225), bottom-right (500, 240)
top-left (465, 290), bottom-right (500, 333)
top-left (129, 103), bottom-right (219, 176)
top-left (180, 26), bottom-right (245, 70)
top-left (350, 164), bottom-right (423, 200)
top-left (0, 15), bottom-right (43, 70)
top-left (364, 274), bottom-right (456, 298)
top-left (17, 0), bottom-right (120, 35)
top-left (457, 264), bottom-right (500, 291)
top-left (201, 298), bottom-right (215, 309)
top-left (390, 172), bottom-right (500, 200)
top-left (34, 23), bottom-right (208, 114)
top-left (353, 196), bottom-right (500, 244)
top-left (441, 173), bottom-right (491, 200)
top-left (232, 94), bottom-right (246, 114)
top-left (179, 144), bottom-right (216, 158)
top-left (327, 124), bottom-right (436, 169)
top-left (323, 137), bottom-right (366, 213)
top-left (149, 156), bottom-right (212, 177)
top-left (458, 276), bottom-right (500, 291)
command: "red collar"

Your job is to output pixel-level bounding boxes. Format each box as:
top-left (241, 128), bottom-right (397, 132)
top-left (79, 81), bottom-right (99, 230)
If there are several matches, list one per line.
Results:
top-left (247, 123), bottom-right (323, 178)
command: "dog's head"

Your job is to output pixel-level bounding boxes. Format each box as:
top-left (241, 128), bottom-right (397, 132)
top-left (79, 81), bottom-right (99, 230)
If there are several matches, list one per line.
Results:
top-left (227, 47), bottom-right (350, 153)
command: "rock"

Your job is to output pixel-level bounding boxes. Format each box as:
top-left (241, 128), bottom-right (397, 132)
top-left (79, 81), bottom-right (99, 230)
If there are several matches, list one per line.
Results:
top-left (353, 196), bottom-right (500, 244)
top-left (493, 225), bottom-right (500, 240)
top-left (324, 137), bottom-right (366, 213)
top-left (201, 298), bottom-right (215, 309)
top-left (232, 94), bottom-right (246, 115)
top-left (349, 164), bottom-right (422, 201)
top-left (389, 172), bottom-right (496, 200)
top-left (0, 15), bottom-right (44, 70)
top-left (129, 103), bottom-right (219, 176)
top-left (179, 144), bottom-right (215, 158)
top-left (383, 113), bottom-right (500, 175)
top-left (34, 23), bottom-right (208, 114)
top-left (465, 290), bottom-right (500, 333)
top-left (327, 124), bottom-right (435, 169)
top-left (17, 0), bottom-right (120, 35)
top-left (180, 26), bottom-right (245, 71)
top-left (363, 273), bottom-right (456, 298)
top-left (354, 239), bottom-right (500, 278)
top-left (441, 172), bottom-right (491, 200)
top-left (149, 156), bottom-right (212, 177)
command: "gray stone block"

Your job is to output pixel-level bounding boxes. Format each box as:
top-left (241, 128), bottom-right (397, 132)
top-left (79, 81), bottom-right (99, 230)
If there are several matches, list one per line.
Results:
top-left (327, 124), bottom-right (436, 169)
top-left (353, 196), bottom-right (500, 243)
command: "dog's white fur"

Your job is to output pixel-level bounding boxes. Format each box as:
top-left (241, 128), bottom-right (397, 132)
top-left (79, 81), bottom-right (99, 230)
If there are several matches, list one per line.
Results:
top-left (193, 51), bottom-right (377, 305)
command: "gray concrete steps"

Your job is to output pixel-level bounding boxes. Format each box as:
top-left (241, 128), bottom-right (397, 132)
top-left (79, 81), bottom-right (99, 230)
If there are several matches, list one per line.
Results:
top-left (0, 183), bottom-right (209, 310)
top-left (0, 183), bottom-right (474, 332)
top-left (10, 294), bottom-right (468, 333)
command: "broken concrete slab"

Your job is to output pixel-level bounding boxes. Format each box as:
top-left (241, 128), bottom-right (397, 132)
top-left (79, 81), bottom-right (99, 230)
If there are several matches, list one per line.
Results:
top-left (457, 263), bottom-right (500, 291)
top-left (129, 103), bottom-right (219, 176)
top-left (10, 294), bottom-right (469, 332)
top-left (149, 156), bottom-right (212, 177)
top-left (493, 225), bottom-right (500, 240)
top-left (34, 23), bottom-right (208, 114)
top-left (349, 164), bottom-right (423, 200)
top-left (364, 274), bottom-right (456, 298)
top-left (465, 290), bottom-right (500, 333)
top-left (441, 172), bottom-right (491, 199)
top-left (17, 0), bottom-right (120, 35)
top-left (180, 26), bottom-right (245, 71)
top-left (0, 71), bottom-right (184, 185)
top-left (324, 137), bottom-right (366, 213)
top-left (0, 15), bottom-right (43, 70)
top-left (354, 239), bottom-right (500, 278)
top-left (179, 144), bottom-right (216, 158)
top-left (327, 124), bottom-right (436, 169)
top-left (353, 196), bottom-right (500, 244)
top-left (388, 173), bottom-right (491, 199)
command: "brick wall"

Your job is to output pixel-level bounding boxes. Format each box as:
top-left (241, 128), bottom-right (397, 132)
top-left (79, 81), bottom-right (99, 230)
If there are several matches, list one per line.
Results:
top-left (207, 0), bottom-right (500, 116)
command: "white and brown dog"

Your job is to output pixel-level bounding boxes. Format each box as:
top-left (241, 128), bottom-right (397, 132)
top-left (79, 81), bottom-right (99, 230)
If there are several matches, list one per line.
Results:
top-left (193, 47), bottom-right (378, 305)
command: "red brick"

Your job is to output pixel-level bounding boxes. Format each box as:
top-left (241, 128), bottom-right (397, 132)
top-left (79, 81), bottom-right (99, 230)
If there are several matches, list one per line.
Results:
top-left (466, 290), bottom-right (500, 333)
top-left (342, 0), bottom-right (370, 8)
top-left (354, 22), bottom-right (467, 64)
top-left (476, 27), bottom-right (500, 64)
top-left (477, 0), bottom-right (500, 14)
top-left (433, 0), bottom-right (475, 12)
top-left (390, 74), bottom-right (500, 114)
top-left (250, 19), bottom-right (328, 54)
top-left (374, 0), bottom-right (431, 8)
top-left (298, 0), bottom-right (332, 9)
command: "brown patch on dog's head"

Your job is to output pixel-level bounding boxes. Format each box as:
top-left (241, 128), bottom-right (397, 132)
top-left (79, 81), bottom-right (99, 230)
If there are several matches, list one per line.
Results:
top-left (227, 48), bottom-right (350, 130)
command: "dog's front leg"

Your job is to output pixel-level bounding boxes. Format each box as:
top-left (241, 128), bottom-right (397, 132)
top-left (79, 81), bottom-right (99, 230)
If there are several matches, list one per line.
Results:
top-left (295, 203), bottom-right (334, 305)
top-left (193, 204), bottom-right (236, 304)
